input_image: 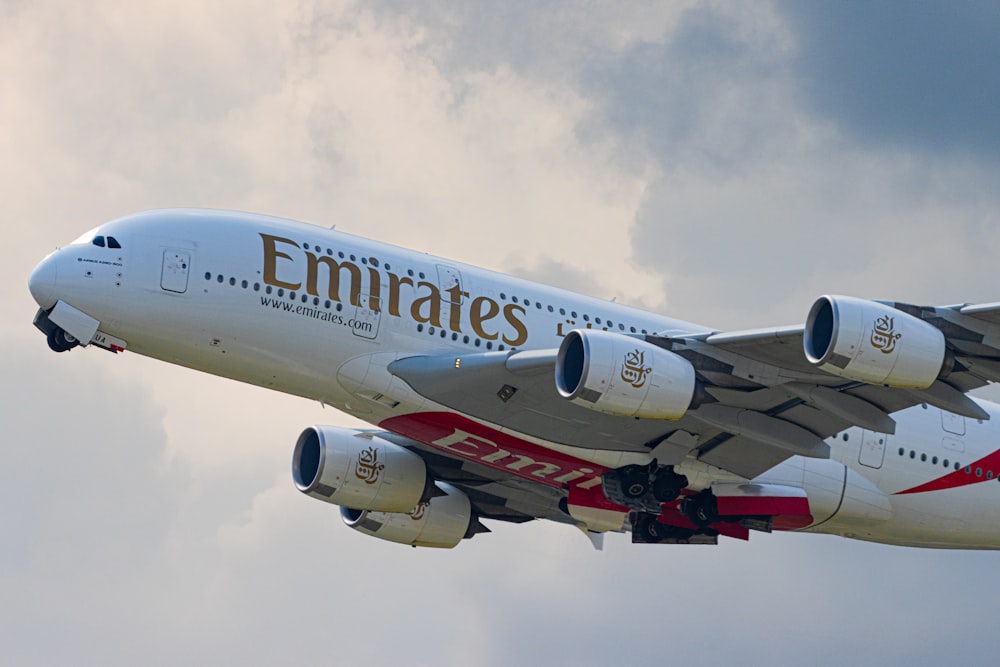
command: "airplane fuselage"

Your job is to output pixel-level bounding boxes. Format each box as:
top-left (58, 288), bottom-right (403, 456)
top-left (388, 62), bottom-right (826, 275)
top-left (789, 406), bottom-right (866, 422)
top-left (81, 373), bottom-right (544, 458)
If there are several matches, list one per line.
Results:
top-left (29, 209), bottom-right (1000, 549)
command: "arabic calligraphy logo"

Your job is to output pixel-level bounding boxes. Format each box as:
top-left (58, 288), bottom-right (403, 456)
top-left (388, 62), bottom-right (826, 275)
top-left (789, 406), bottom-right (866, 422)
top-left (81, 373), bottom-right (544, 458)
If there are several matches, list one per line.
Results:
top-left (870, 315), bottom-right (901, 354)
top-left (409, 502), bottom-right (429, 521)
top-left (354, 446), bottom-right (385, 485)
top-left (620, 349), bottom-right (653, 388)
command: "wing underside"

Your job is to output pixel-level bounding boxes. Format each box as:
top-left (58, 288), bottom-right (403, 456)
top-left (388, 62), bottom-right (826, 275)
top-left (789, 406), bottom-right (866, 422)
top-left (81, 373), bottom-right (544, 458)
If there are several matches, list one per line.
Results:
top-left (387, 300), bottom-right (1000, 480)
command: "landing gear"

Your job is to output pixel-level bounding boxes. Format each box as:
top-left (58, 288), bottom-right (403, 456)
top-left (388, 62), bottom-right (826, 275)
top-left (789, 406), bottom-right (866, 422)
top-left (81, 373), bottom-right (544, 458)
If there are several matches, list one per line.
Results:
top-left (47, 327), bottom-right (78, 353)
top-left (630, 512), bottom-right (718, 545)
top-left (602, 460), bottom-right (688, 512)
top-left (620, 465), bottom-right (652, 499)
top-left (680, 490), bottom-right (719, 528)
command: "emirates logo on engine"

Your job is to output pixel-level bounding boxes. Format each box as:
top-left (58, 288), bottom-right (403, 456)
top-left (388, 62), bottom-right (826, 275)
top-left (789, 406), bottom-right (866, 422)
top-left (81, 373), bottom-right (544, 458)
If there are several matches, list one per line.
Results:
top-left (620, 349), bottom-right (653, 388)
top-left (409, 501), bottom-right (429, 521)
top-left (870, 315), bottom-right (901, 354)
top-left (354, 446), bottom-right (385, 485)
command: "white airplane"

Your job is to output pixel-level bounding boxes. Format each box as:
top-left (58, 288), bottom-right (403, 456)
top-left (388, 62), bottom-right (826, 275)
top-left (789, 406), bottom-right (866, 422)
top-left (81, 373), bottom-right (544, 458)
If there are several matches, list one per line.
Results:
top-left (28, 209), bottom-right (1000, 550)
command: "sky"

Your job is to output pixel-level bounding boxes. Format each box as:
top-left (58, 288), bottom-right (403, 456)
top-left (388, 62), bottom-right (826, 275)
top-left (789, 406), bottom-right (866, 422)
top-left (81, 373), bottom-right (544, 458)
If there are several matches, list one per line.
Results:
top-left (5, 1), bottom-right (1000, 665)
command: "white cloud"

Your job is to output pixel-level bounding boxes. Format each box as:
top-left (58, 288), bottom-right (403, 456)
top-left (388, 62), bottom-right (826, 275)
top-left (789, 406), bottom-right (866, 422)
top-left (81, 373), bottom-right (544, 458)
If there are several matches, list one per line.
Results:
top-left (8, 1), bottom-right (1000, 665)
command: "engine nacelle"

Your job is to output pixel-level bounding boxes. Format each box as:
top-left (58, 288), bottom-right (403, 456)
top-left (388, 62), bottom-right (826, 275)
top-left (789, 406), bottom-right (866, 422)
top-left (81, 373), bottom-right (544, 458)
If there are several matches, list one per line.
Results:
top-left (292, 425), bottom-right (429, 512)
top-left (804, 295), bottom-right (946, 389)
top-left (555, 329), bottom-right (696, 419)
top-left (341, 482), bottom-right (476, 548)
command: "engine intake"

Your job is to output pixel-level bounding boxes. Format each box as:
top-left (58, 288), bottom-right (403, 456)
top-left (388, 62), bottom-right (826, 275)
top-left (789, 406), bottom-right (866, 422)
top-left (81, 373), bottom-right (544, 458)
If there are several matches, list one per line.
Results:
top-left (341, 482), bottom-right (477, 548)
top-left (804, 295), bottom-right (946, 389)
top-left (293, 426), bottom-right (430, 512)
top-left (555, 330), bottom-right (696, 419)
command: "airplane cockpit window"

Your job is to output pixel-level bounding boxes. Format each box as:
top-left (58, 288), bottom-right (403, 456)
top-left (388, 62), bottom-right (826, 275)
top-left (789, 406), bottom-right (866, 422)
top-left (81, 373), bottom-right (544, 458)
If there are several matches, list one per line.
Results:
top-left (70, 229), bottom-right (123, 249)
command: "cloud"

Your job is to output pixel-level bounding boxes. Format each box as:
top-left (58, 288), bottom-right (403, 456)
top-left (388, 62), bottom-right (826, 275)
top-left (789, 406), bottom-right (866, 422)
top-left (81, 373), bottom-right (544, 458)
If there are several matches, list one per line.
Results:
top-left (780, 1), bottom-right (1000, 161)
top-left (9, 1), bottom-right (1000, 665)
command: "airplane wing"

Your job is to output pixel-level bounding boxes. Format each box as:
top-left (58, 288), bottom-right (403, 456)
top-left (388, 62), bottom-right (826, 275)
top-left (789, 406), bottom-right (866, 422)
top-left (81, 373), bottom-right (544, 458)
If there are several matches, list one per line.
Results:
top-left (388, 298), bottom-right (1000, 479)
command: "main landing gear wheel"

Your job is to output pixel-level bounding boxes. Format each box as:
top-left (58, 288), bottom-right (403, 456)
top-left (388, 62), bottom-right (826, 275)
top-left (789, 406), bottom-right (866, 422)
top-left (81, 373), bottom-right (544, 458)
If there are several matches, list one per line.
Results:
top-left (681, 491), bottom-right (719, 528)
top-left (47, 327), bottom-right (78, 353)
top-left (652, 472), bottom-right (687, 504)
top-left (620, 465), bottom-right (651, 499)
top-left (602, 461), bottom-right (690, 512)
top-left (631, 513), bottom-right (696, 543)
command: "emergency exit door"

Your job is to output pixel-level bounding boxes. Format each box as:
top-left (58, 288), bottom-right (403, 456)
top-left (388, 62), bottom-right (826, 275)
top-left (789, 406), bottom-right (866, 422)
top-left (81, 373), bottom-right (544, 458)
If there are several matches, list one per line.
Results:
top-left (161, 250), bottom-right (191, 293)
top-left (859, 430), bottom-right (887, 469)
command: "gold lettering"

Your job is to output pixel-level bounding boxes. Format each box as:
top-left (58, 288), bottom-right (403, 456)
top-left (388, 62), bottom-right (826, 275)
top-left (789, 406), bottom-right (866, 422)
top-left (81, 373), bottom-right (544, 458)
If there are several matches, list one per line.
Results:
top-left (470, 296), bottom-right (500, 340)
top-left (620, 350), bottom-right (652, 388)
top-left (260, 233), bottom-right (302, 291)
top-left (306, 254), bottom-right (362, 306)
top-left (367, 266), bottom-right (382, 311)
top-left (502, 303), bottom-right (528, 346)
top-left (410, 281), bottom-right (443, 326)
top-left (446, 284), bottom-right (467, 333)
top-left (354, 446), bottom-right (384, 484)
top-left (387, 273), bottom-right (414, 317)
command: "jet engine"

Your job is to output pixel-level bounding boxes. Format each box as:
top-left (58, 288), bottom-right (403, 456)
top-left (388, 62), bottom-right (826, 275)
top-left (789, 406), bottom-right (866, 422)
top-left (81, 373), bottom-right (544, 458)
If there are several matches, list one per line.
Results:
top-left (804, 295), bottom-right (946, 389)
top-left (555, 329), bottom-right (696, 419)
top-left (292, 425), bottom-right (431, 512)
top-left (341, 482), bottom-right (477, 548)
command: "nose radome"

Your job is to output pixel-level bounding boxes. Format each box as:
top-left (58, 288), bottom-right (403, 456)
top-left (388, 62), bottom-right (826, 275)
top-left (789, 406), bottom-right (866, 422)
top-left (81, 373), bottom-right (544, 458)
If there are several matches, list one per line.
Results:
top-left (28, 252), bottom-right (59, 309)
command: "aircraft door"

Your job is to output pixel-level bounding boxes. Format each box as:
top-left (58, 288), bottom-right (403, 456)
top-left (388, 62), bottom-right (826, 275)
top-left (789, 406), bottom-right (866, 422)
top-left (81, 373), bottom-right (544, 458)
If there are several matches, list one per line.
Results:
top-left (941, 410), bottom-right (966, 436)
top-left (437, 265), bottom-right (463, 300)
top-left (437, 264), bottom-right (463, 335)
top-left (161, 250), bottom-right (191, 293)
top-left (858, 430), bottom-right (887, 469)
top-left (352, 295), bottom-right (381, 340)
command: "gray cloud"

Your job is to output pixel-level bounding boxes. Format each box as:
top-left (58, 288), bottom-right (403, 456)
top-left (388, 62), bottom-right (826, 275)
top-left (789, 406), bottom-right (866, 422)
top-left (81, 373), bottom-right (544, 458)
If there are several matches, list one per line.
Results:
top-left (9, 1), bottom-right (1000, 665)
top-left (584, 5), bottom-right (794, 173)
top-left (780, 1), bottom-right (1000, 161)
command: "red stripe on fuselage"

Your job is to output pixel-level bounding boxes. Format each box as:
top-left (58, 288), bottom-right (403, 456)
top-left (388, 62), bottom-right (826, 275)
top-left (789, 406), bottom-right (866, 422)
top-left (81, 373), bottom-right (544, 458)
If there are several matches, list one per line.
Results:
top-left (379, 411), bottom-right (614, 493)
top-left (895, 447), bottom-right (1000, 495)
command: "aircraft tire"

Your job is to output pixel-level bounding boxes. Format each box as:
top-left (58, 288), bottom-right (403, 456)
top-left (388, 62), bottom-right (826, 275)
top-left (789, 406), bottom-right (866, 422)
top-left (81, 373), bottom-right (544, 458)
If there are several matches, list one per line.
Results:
top-left (47, 328), bottom-right (78, 353)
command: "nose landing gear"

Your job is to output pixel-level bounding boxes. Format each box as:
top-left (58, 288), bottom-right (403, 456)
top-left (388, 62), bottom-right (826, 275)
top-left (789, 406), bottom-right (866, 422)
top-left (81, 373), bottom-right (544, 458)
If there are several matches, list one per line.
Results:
top-left (33, 308), bottom-right (80, 353)
top-left (47, 327), bottom-right (79, 353)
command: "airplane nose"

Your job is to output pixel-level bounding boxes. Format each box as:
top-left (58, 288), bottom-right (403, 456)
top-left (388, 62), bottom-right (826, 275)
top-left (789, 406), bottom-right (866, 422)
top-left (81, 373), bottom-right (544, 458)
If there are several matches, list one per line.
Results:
top-left (29, 252), bottom-right (59, 309)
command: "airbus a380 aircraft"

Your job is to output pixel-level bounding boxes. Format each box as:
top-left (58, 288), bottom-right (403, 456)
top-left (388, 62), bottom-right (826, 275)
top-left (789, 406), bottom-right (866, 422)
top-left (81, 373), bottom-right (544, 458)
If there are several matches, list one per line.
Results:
top-left (28, 209), bottom-right (1000, 549)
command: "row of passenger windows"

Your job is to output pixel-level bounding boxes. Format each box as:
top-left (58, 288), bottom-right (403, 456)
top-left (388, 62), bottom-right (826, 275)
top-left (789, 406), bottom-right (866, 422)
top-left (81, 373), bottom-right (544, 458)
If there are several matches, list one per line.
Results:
top-left (286, 239), bottom-right (654, 336)
top-left (415, 323), bottom-right (507, 351)
top-left (840, 429), bottom-right (994, 480)
top-left (498, 292), bottom-right (646, 333)
top-left (896, 447), bottom-right (998, 480)
top-left (897, 447), bottom-right (962, 471)
top-left (202, 271), bottom-right (581, 351)
top-left (205, 246), bottom-right (654, 339)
